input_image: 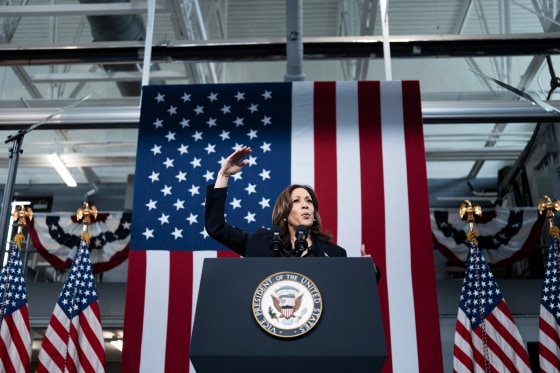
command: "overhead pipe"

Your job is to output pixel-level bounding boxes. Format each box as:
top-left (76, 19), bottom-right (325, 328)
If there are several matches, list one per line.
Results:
top-left (0, 100), bottom-right (559, 129)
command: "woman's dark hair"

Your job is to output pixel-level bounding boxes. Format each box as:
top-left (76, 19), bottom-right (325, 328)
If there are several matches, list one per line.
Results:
top-left (271, 184), bottom-right (332, 244)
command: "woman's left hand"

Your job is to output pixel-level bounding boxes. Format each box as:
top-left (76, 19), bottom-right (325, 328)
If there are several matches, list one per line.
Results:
top-left (361, 244), bottom-right (379, 278)
top-left (360, 244), bottom-right (371, 257)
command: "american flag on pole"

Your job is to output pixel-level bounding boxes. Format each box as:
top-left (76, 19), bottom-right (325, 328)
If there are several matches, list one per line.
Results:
top-left (539, 233), bottom-right (560, 371)
top-left (36, 237), bottom-right (106, 373)
top-left (0, 242), bottom-right (31, 373)
top-left (122, 81), bottom-right (443, 372)
top-left (453, 240), bottom-right (531, 372)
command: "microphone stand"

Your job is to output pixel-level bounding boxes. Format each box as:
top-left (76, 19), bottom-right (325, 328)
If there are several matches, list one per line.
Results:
top-left (0, 131), bottom-right (25, 268)
top-left (0, 91), bottom-right (97, 270)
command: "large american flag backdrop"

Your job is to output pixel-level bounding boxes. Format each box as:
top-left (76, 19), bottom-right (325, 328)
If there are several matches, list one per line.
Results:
top-left (121, 80), bottom-right (443, 372)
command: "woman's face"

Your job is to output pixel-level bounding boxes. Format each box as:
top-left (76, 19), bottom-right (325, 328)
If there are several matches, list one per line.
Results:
top-left (287, 187), bottom-right (315, 230)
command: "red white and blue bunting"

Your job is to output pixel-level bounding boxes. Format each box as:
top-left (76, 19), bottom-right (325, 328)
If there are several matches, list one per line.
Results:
top-left (431, 208), bottom-right (545, 266)
top-left (25, 208), bottom-right (543, 270)
top-left (26, 212), bottom-right (131, 273)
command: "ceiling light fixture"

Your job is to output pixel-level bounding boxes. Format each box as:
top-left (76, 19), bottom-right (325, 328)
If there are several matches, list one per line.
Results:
top-left (109, 339), bottom-right (123, 351)
top-left (47, 153), bottom-right (77, 187)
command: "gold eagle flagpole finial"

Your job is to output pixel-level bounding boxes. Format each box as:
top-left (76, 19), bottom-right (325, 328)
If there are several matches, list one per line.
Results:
top-left (538, 195), bottom-right (560, 240)
top-left (76, 202), bottom-right (97, 247)
top-left (11, 205), bottom-right (32, 250)
top-left (459, 200), bottom-right (482, 245)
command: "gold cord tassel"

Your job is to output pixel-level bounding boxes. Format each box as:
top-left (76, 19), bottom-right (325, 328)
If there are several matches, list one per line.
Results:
top-left (550, 225), bottom-right (560, 241)
top-left (81, 230), bottom-right (91, 247)
top-left (466, 228), bottom-right (479, 245)
top-left (13, 231), bottom-right (25, 250)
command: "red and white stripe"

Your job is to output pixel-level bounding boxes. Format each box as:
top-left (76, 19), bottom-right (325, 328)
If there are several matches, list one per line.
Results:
top-left (539, 236), bottom-right (560, 372)
top-left (539, 298), bottom-right (560, 371)
top-left (122, 250), bottom-right (236, 373)
top-left (0, 306), bottom-right (31, 373)
top-left (36, 303), bottom-right (105, 373)
top-left (454, 301), bottom-right (532, 372)
top-left (292, 80), bottom-right (442, 372)
top-left (121, 80), bottom-right (443, 373)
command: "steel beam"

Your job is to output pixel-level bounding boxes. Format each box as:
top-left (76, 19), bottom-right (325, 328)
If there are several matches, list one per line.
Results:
top-left (0, 33), bottom-right (559, 66)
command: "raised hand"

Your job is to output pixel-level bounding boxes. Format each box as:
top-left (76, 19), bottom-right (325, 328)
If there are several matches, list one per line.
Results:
top-left (215, 146), bottom-right (252, 187)
top-left (220, 146), bottom-right (252, 177)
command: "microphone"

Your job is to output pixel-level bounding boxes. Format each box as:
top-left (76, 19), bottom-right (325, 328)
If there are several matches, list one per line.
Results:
top-left (270, 226), bottom-right (282, 256)
top-left (294, 225), bottom-right (308, 257)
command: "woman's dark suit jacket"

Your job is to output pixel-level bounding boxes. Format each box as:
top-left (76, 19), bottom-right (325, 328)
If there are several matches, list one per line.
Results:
top-left (204, 185), bottom-right (347, 257)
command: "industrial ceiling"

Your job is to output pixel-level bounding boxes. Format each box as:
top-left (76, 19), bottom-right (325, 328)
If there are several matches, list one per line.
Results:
top-left (0, 0), bottom-right (558, 208)
top-left (2, 0), bottom-right (560, 366)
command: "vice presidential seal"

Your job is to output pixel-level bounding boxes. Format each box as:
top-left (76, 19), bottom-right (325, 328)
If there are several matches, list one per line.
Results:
top-left (252, 271), bottom-right (322, 338)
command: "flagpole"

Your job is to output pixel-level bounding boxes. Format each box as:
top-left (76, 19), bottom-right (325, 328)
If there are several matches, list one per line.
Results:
top-left (459, 200), bottom-right (493, 370)
top-left (0, 205), bottom-right (31, 332)
top-left (36, 201), bottom-right (106, 372)
top-left (454, 199), bottom-right (532, 371)
top-left (537, 195), bottom-right (560, 371)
